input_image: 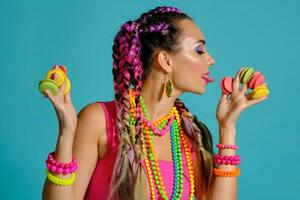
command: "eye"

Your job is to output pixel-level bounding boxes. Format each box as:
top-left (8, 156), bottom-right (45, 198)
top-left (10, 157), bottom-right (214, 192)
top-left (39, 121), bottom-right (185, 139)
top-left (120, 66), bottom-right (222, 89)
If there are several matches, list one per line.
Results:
top-left (195, 45), bottom-right (205, 55)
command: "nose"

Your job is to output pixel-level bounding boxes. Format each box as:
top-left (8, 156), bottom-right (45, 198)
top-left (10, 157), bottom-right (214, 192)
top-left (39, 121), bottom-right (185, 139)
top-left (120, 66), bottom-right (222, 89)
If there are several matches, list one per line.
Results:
top-left (207, 52), bottom-right (216, 67)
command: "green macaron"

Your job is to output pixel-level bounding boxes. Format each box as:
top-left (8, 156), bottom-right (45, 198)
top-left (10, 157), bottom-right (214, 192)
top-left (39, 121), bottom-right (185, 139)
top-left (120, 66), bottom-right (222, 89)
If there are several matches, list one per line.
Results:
top-left (240, 67), bottom-right (255, 84)
top-left (39, 78), bottom-right (59, 96)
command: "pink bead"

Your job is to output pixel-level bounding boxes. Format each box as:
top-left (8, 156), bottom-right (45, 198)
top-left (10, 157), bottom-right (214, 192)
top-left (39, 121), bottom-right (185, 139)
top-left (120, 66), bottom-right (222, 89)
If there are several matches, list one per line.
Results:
top-left (50, 159), bottom-right (56, 165)
top-left (60, 163), bottom-right (65, 168)
top-left (73, 165), bottom-right (78, 171)
top-left (56, 167), bottom-right (63, 173)
top-left (71, 165), bottom-right (77, 172)
top-left (50, 165), bottom-right (57, 172)
top-left (46, 163), bottom-right (51, 168)
top-left (63, 168), bottom-right (70, 174)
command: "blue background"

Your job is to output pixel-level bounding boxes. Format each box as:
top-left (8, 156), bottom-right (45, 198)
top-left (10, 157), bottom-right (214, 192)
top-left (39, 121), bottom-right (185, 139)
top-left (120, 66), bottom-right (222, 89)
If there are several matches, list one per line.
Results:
top-left (1, 0), bottom-right (299, 199)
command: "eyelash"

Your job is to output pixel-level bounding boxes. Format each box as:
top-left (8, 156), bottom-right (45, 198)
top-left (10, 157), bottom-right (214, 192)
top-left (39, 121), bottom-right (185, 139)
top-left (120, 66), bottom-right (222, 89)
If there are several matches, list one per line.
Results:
top-left (196, 46), bottom-right (205, 55)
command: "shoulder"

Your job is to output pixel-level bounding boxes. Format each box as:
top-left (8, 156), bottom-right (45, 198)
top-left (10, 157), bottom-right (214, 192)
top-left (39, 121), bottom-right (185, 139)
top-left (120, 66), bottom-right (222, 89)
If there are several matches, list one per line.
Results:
top-left (77, 102), bottom-right (105, 133)
top-left (76, 101), bottom-right (108, 159)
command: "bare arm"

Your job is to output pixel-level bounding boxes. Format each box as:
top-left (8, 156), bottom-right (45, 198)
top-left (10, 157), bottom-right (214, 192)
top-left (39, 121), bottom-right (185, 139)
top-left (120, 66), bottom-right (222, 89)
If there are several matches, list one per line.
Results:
top-left (42, 102), bottom-right (107, 200)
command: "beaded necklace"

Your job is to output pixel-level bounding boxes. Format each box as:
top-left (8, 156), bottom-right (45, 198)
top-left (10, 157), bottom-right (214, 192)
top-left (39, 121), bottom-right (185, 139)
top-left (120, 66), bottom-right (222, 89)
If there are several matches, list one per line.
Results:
top-left (128, 89), bottom-right (195, 200)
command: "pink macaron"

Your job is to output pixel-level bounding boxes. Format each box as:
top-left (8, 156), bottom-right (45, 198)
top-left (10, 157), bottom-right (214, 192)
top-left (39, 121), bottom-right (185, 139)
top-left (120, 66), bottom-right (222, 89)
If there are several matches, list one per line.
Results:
top-left (220, 77), bottom-right (234, 95)
top-left (247, 71), bottom-right (265, 89)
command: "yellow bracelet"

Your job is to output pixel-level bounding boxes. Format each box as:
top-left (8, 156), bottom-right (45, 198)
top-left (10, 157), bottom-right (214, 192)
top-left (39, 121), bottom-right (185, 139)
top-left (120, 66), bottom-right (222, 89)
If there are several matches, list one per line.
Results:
top-left (46, 168), bottom-right (76, 186)
top-left (213, 167), bottom-right (240, 177)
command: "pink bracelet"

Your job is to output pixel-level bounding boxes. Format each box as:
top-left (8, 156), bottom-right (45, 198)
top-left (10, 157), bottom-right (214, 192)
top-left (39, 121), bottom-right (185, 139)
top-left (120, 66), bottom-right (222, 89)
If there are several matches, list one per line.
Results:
top-left (213, 154), bottom-right (241, 165)
top-left (45, 151), bottom-right (78, 174)
top-left (216, 144), bottom-right (239, 150)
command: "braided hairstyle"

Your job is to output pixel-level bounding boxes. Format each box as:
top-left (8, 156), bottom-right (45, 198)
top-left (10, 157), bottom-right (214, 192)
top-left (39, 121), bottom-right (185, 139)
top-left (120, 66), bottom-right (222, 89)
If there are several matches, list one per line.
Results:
top-left (110, 6), bottom-right (215, 200)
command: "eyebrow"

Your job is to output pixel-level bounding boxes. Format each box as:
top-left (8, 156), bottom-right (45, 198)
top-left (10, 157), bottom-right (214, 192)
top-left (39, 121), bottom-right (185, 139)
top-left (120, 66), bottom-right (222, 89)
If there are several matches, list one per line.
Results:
top-left (195, 39), bottom-right (206, 45)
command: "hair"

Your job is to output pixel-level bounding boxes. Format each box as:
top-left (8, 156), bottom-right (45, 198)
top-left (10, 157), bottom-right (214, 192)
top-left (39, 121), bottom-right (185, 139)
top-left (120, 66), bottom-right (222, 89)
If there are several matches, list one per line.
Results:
top-left (110, 6), bottom-right (216, 200)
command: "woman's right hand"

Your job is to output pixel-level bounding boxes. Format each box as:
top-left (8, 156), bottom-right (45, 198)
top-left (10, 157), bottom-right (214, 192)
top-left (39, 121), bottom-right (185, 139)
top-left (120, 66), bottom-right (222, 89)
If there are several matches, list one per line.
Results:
top-left (44, 66), bottom-right (77, 137)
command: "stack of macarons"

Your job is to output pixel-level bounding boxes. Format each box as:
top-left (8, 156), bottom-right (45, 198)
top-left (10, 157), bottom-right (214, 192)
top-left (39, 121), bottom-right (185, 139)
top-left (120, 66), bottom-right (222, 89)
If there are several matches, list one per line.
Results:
top-left (220, 67), bottom-right (269, 99)
top-left (39, 65), bottom-right (71, 96)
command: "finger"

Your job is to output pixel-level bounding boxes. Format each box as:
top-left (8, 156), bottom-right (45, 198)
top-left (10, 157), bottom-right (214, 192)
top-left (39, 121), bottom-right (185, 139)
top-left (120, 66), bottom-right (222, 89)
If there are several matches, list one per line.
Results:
top-left (232, 67), bottom-right (245, 94)
top-left (59, 81), bottom-right (66, 94)
top-left (44, 89), bottom-right (55, 103)
top-left (52, 64), bottom-right (59, 69)
top-left (246, 96), bottom-right (268, 108)
top-left (221, 93), bottom-right (228, 101)
top-left (64, 91), bottom-right (72, 103)
top-left (241, 83), bottom-right (248, 94)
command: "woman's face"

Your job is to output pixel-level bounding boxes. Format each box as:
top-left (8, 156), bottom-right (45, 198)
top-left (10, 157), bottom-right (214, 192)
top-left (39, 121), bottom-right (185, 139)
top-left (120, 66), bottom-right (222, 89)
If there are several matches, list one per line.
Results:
top-left (171, 19), bottom-right (216, 95)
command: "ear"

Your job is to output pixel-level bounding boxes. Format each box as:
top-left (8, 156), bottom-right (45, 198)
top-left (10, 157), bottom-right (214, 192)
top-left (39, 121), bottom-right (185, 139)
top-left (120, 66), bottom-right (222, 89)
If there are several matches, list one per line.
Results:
top-left (157, 50), bottom-right (173, 74)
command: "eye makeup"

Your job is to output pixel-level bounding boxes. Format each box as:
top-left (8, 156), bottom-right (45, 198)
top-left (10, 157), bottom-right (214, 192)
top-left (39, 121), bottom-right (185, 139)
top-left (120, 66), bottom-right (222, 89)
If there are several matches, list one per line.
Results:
top-left (195, 44), bottom-right (205, 55)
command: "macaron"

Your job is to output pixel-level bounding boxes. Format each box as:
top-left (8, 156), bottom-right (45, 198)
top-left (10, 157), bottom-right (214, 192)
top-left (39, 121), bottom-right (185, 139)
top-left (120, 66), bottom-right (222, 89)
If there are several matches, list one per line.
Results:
top-left (45, 69), bottom-right (66, 87)
top-left (64, 78), bottom-right (71, 95)
top-left (220, 77), bottom-right (234, 95)
top-left (39, 78), bottom-right (59, 96)
top-left (247, 71), bottom-right (265, 89)
top-left (249, 84), bottom-right (269, 99)
top-left (240, 67), bottom-right (255, 84)
top-left (59, 65), bottom-right (67, 75)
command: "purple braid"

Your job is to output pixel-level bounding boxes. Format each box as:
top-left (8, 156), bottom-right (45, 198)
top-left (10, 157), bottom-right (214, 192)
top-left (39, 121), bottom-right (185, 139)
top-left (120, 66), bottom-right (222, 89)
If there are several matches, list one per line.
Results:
top-left (111, 20), bottom-right (142, 199)
top-left (138, 6), bottom-right (182, 24)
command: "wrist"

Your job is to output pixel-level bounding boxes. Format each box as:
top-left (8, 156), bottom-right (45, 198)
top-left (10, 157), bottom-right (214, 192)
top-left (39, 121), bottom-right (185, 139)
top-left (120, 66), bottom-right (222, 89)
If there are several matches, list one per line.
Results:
top-left (218, 125), bottom-right (236, 145)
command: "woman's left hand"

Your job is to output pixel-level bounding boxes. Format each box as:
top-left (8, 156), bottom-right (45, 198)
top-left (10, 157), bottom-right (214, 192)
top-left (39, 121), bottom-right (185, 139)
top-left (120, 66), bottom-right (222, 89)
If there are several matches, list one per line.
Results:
top-left (216, 67), bottom-right (268, 127)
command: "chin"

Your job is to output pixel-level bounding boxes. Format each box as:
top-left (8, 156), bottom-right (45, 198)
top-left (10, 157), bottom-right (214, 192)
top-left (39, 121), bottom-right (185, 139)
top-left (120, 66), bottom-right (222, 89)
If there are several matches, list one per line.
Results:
top-left (191, 87), bottom-right (205, 95)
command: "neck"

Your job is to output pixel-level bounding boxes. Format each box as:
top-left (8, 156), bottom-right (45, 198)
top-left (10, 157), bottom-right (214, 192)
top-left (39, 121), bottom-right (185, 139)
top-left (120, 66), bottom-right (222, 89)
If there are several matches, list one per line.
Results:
top-left (140, 72), bottom-right (182, 122)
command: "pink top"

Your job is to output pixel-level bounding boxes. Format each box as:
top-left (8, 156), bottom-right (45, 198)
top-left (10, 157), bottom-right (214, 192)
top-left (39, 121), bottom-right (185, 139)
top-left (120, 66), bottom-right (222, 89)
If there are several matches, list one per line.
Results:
top-left (84, 100), bottom-right (196, 200)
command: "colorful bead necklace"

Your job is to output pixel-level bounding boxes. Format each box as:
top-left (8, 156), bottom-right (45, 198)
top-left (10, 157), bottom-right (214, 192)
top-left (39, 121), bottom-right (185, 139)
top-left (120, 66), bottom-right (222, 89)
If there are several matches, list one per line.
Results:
top-left (128, 89), bottom-right (195, 200)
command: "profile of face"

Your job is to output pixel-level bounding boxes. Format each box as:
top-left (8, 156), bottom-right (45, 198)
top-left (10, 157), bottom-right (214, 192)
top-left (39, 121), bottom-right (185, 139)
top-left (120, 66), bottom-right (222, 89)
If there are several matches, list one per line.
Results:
top-left (157, 19), bottom-right (216, 95)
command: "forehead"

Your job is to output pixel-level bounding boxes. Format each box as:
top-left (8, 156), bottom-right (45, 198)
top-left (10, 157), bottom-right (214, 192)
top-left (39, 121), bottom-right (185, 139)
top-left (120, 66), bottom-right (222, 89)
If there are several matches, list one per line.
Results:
top-left (178, 19), bottom-right (206, 46)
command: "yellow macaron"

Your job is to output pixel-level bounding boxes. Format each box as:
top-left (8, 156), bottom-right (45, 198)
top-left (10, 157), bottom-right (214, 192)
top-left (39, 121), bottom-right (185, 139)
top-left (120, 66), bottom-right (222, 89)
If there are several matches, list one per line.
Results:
top-left (45, 69), bottom-right (67, 87)
top-left (64, 78), bottom-right (71, 95)
top-left (250, 84), bottom-right (269, 99)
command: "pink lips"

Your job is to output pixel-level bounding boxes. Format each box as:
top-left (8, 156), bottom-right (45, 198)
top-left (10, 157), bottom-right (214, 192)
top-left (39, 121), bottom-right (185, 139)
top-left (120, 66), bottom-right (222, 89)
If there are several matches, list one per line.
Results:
top-left (202, 72), bottom-right (215, 84)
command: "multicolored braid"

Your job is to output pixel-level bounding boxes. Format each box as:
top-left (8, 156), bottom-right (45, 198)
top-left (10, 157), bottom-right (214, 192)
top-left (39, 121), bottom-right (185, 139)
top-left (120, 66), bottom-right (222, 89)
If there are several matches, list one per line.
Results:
top-left (174, 98), bottom-right (216, 199)
top-left (111, 20), bottom-right (141, 200)
top-left (109, 5), bottom-right (214, 200)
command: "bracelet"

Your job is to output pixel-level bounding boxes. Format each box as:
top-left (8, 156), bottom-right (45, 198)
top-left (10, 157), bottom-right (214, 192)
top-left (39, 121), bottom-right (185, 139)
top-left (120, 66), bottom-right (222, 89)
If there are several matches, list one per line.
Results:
top-left (213, 167), bottom-right (240, 177)
top-left (213, 154), bottom-right (240, 165)
top-left (46, 151), bottom-right (78, 175)
top-left (46, 168), bottom-right (76, 186)
top-left (216, 144), bottom-right (239, 150)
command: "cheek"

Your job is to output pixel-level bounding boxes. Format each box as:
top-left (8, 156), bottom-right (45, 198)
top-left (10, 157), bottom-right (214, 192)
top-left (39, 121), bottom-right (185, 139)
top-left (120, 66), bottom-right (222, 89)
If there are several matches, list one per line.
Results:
top-left (173, 54), bottom-right (206, 86)
top-left (183, 54), bottom-right (206, 79)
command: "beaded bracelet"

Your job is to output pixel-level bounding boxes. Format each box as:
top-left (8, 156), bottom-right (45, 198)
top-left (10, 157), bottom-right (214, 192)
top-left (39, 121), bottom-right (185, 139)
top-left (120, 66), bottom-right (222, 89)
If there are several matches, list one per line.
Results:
top-left (216, 144), bottom-right (239, 150)
top-left (213, 167), bottom-right (240, 177)
top-left (213, 154), bottom-right (240, 165)
top-left (46, 151), bottom-right (78, 175)
top-left (46, 168), bottom-right (76, 186)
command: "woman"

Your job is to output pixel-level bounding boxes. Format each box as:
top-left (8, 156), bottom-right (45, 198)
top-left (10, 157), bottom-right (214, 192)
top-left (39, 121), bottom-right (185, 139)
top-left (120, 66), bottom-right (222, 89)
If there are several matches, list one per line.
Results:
top-left (42, 6), bottom-right (267, 200)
